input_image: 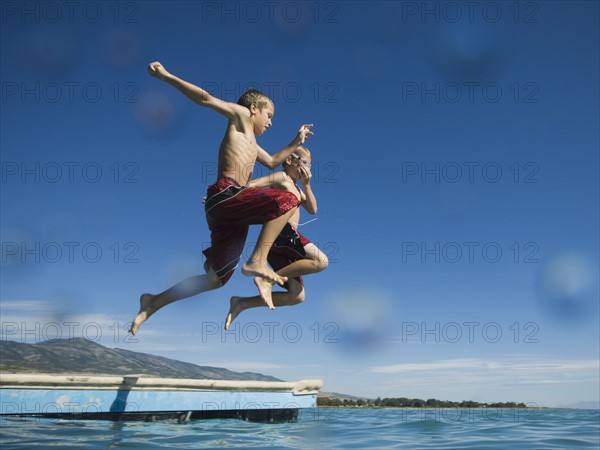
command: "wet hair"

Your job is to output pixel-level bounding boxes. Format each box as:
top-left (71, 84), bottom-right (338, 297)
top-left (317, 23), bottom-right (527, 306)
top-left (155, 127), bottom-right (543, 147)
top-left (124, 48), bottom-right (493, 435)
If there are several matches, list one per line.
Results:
top-left (237, 89), bottom-right (274, 111)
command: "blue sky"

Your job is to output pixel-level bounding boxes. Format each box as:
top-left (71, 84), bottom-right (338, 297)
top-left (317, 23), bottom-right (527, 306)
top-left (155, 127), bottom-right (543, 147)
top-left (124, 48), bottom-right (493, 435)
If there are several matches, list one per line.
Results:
top-left (1, 1), bottom-right (598, 408)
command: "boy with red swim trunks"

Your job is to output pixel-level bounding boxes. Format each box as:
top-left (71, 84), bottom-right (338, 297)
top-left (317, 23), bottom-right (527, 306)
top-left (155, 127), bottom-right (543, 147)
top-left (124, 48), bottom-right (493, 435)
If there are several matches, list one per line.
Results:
top-left (129, 62), bottom-right (313, 335)
top-left (225, 146), bottom-right (328, 330)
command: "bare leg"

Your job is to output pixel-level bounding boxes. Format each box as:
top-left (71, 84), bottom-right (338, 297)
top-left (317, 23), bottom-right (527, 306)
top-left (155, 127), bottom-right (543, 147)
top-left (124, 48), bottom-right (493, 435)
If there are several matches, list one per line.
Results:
top-left (241, 208), bottom-right (296, 285)
top-left (225, 280), bottom-right (304, 330)
top-left (275, 258), bottom-right (327, 280)
top-left (244, 243), bottom-right (328, 312)
top-left (269, 243), bottom-right (329, 280)
top-left (130, 268), bottom-right (222, 335)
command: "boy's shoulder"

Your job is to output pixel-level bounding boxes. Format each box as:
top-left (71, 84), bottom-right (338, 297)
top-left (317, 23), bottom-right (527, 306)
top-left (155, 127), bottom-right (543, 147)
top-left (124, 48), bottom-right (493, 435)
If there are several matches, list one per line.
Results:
top-left (271, 171), bottom-right (297, 189)
top-left (216, 101), bottom-right (252, 128)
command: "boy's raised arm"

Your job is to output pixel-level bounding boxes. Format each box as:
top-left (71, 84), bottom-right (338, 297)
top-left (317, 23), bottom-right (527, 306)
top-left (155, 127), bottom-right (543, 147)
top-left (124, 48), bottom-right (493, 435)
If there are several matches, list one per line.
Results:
top-left (148, 61), bottom-right (244, 121)
top-left (257, 124), bottom-right (314, 170)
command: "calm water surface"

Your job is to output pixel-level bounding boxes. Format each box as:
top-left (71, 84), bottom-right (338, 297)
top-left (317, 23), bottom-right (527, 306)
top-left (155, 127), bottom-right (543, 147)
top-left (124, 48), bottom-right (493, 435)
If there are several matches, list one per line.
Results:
top-left (1, 408), bottom-right (598, 449)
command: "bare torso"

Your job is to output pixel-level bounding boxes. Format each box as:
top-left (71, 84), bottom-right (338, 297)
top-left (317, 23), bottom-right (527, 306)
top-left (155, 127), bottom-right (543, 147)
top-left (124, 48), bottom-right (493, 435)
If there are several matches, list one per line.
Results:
top-left (218, 121), bottom-right (259, 185)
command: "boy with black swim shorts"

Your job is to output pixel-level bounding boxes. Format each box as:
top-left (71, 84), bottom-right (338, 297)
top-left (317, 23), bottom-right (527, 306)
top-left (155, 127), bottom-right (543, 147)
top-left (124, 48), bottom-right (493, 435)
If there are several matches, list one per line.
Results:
top-left (225, 146), bottom-right (328, 330)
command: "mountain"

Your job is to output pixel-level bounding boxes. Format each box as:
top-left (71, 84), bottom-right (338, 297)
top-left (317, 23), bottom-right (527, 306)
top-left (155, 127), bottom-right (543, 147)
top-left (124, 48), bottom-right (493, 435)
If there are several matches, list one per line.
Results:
top-left (0, 338), bottom-right (280, 381)
top-left (318, 392), bottom-right (370, 401)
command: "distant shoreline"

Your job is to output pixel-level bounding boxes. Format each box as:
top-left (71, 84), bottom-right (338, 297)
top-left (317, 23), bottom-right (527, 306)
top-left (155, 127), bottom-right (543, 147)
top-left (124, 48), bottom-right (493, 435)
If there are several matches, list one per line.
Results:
top-left (316, 405), bottom-right (576, 410)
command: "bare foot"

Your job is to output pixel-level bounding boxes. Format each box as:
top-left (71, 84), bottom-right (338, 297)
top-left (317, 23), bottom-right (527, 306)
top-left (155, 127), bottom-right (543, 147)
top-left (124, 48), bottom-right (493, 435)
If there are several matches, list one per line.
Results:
top-left (242, 261), bottom-right (287, 285)
top-left (224, 296), bottom-right (243, 330)
top-left (254, 276), bottom-right (276, 310)
top-left (129, 293), bottom-right (155, 336)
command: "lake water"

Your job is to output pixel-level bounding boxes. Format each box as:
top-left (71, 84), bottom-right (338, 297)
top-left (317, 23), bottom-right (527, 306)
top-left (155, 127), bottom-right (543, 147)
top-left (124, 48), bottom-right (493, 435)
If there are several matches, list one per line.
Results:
top-left (1, 408), bottom-right (598, 449)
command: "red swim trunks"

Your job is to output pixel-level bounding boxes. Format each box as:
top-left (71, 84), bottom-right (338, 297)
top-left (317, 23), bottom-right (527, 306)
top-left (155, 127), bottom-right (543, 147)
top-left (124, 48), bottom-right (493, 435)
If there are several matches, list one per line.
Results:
top-left (268, 222), bottom-right (312, 287)
top-left (202, 177), bottom-right (300, 285)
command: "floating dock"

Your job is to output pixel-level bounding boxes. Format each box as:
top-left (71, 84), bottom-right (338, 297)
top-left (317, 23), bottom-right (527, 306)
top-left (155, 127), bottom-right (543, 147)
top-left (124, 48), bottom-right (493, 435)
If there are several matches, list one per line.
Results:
top-left (0, 373), bottom-right (323, 423)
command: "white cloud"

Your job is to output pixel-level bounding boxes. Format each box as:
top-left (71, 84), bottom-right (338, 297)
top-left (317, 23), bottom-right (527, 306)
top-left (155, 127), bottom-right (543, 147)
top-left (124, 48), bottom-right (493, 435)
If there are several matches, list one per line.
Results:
top-left (368, 356), bottom-right (600, 403)
top-left (0, 300), bottom-right (55, 312)
top-left (371, 357), bottom-right (599, 376)
top-left (204, 361), bottom-right (285, 371)
top-left (372, 358), bottom-right (487, 373)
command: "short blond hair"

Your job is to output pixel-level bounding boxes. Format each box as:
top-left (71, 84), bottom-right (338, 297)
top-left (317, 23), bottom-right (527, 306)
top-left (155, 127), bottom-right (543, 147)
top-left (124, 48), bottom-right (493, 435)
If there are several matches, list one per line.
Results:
top-left (296, 145), bottom-right (311, 158)
top-left (237, 88), bottom-right (273, 111)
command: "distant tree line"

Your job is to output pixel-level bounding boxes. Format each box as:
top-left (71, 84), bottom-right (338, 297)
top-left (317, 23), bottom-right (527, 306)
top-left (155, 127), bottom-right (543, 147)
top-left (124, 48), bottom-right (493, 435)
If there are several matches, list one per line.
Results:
top-left (317, 396), bottom-right (528, 409)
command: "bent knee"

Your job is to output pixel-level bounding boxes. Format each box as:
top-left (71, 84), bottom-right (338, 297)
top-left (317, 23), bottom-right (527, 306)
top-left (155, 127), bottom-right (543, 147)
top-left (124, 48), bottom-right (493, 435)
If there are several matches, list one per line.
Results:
top-left (313, 254), bottom-right (328, 272)
top-left (287, 281), bottom-right (305, 303)
top-left (288, 281), bottom-right (303, 297)
top-left (206, 265), bottom-right (224, 288)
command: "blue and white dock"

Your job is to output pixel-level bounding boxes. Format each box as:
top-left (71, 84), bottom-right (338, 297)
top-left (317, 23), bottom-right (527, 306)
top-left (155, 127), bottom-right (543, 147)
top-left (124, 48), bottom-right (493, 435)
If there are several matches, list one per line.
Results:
top-left (0, 373), bottom-right (323, 423)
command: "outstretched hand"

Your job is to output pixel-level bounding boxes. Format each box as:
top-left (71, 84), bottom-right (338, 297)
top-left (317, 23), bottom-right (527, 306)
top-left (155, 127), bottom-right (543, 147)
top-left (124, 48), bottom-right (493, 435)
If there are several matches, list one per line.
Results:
top-left (297, 124), bottom-right (314, 144)
top-left (148, 61), bottom-right (170, 81)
